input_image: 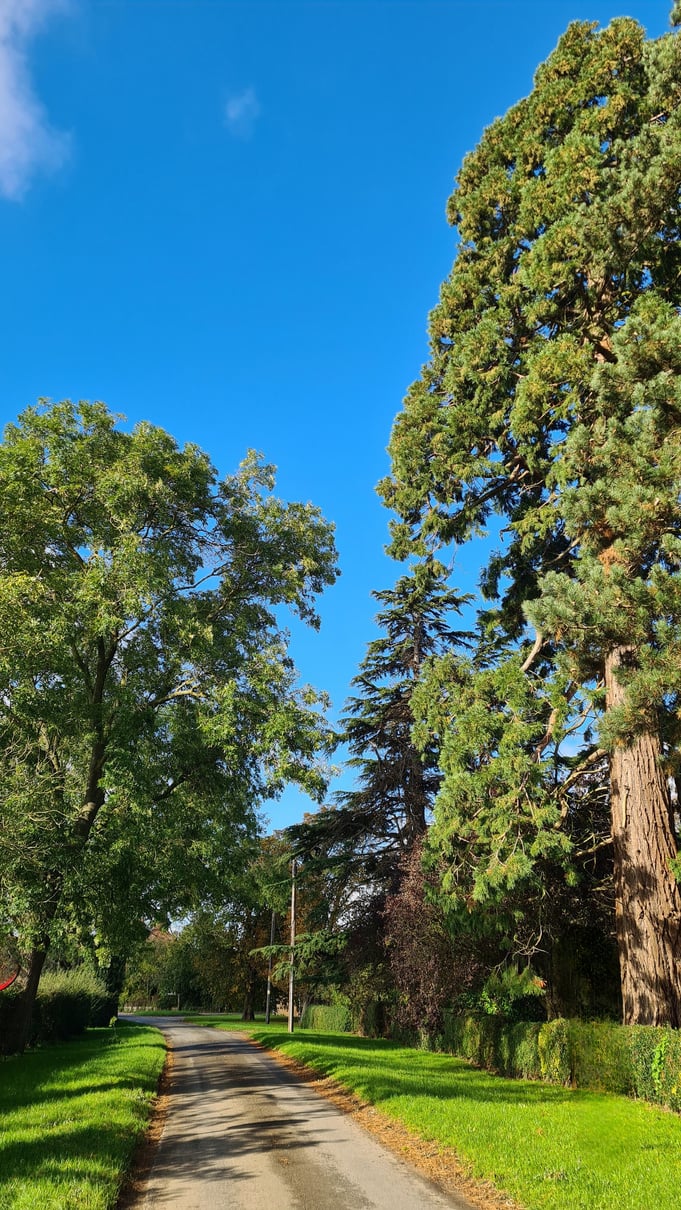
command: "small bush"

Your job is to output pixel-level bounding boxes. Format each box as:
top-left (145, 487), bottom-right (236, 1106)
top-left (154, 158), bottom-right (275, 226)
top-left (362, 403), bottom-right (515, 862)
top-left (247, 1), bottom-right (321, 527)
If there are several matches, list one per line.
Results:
top-left (299, 1003), bottom-right (351, 1032)
top-left (499, 1021), bottom-right (542, 1079)
top-left (33, 968), bottom-right (109, 1043)
top-left (571, 1019), bottom-right (633, 1095)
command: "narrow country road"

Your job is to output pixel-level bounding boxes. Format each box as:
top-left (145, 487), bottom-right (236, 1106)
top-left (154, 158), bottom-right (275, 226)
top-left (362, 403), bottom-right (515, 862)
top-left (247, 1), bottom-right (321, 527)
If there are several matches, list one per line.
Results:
top-left (125, 1016), bottom-right (475, 1210)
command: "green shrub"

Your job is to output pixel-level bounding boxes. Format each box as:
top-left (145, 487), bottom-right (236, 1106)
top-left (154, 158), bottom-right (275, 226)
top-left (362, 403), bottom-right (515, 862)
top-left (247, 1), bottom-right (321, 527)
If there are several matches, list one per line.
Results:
top-left (0, 967), bottom-right (109, 1050)
top-left (299, 1003), bottom-right (351, 1032)
top-left (570, 1019), bottom-right (633, 1095)
top-left (460, 1014), bottom-right (483, 1063)
top-left (352, 998), bottom-right (388, 1037)
top-left (629, 1025), bottom-right (681, 1112)
top-left (441, 1010), bottom-right (466, 1056)
top-left (439, 1012), bottom-right (681, 1113)
top-left (500, 1021), bottom-right (542, 1079)
top-left (538, 1018), bottom-right (573, 1084)
top-left (33, 969), bottom-right (109, 1043)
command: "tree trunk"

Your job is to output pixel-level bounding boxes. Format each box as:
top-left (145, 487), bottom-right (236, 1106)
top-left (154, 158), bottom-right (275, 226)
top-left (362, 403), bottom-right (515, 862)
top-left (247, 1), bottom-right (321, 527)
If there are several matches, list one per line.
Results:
top-left (605, 646), bottom-right (681, 1025)
top-left (241, 971), bottom-right (256, 1021)
top-left (0, 945), bottom-right (49, 1055)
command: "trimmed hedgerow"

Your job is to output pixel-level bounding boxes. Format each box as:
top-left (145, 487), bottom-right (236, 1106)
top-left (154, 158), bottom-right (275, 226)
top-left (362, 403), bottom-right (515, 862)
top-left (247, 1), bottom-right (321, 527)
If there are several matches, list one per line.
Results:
top-left (440, 1014), bottom-right (681, 1112)
top-left (300, 1005), bottom-right (681, 1113)
top-left (628, 1025), bottom-right (681, 1112)
top-left (0, 968), bottom-right (109, 1050)
top-left (299, 1003), bottom-right (351, 1032)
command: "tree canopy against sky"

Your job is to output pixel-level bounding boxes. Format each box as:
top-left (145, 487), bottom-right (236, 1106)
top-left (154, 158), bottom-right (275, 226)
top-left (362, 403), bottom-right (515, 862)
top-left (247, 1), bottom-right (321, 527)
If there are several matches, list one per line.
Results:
top-left (0, 5), bottom-right (671, 840)
top-left (288, 564), bottom-right (468, 892)
top-left (0, 400), bottom-right (337, 1051)
top-left (381, 14), bottom-right (681, 1026)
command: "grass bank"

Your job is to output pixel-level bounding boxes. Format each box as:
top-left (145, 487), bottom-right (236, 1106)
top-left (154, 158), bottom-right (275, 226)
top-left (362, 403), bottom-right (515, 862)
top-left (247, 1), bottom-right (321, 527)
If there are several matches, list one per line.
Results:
top-left (186, 1014), bottom-right (681, 1210)
top-left (0, 1024), bottom-right (165, 1210)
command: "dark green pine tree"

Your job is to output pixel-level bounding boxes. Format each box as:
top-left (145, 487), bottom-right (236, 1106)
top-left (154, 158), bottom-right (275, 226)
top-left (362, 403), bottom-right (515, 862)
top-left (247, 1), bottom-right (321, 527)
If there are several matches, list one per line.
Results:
top-left (381, 11), bottom-right (681, 1025)
top-left (287, 562), bottom-right (469, 897)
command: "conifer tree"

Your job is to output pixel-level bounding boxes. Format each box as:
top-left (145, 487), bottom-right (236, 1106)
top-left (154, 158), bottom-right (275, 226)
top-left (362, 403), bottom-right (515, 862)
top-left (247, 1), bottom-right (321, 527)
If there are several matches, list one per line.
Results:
top-left (288, 563), bottom-right (468, 895)
top-left (381, 12), bottom-right (681, 1025)
top-left (286, 564), bottom-right (469, 1029)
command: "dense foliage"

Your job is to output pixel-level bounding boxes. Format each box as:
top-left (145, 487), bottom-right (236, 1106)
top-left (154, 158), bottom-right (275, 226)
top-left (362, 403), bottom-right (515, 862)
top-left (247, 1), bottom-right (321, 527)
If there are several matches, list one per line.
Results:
top-left (0, 400), bottom-right (337, 1050)
top-left (285, 565), bottom-right (470, 1031)
top-left (380, 12), bottom-right (681, 1025)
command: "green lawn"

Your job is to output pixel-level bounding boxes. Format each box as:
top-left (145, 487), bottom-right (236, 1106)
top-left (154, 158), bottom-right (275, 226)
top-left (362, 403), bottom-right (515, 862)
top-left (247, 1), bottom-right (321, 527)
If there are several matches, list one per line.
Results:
top-left (0, 1024), bottom-right (165, 1210)
top-left (187, 1014), bottom-right (681, 1210)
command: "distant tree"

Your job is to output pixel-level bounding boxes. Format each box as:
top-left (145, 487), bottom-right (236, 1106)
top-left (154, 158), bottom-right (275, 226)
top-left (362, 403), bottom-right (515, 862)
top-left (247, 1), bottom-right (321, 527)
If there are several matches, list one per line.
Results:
top-left (381, 15), bottom-right (681, 1024)
top-left (0, 400), bottom-right (337, 1051)
top-left (384, 843), bottom-right (488, 1037)
top-left (286, 564), bottom-right (468, 1030)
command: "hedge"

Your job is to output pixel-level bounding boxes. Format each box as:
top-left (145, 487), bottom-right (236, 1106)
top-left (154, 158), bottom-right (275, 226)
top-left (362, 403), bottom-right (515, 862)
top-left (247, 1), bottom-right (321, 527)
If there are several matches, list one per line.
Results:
top-left (441, 1012), bottom-right (681, 1112)
top-left (0, 968), bottom-right (110, 1050)
top-left (299, 1003), bottom-right (352, 1032)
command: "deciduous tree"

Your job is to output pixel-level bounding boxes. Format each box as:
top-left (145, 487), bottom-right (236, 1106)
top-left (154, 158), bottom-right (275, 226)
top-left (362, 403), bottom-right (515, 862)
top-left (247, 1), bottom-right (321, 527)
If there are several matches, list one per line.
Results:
top-left (0, 400), bottom-right (337, 1050)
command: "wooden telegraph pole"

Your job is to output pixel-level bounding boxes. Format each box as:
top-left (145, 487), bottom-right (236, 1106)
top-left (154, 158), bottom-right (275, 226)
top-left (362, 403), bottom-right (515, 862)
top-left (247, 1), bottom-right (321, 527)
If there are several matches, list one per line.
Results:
top-left (287, 859), bottom-right (297, 1033)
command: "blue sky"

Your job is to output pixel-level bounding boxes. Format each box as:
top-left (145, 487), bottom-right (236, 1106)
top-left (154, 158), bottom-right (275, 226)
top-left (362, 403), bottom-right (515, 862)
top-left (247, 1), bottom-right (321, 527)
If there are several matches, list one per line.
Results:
top-left (0, 0), bottom-right (670, 828)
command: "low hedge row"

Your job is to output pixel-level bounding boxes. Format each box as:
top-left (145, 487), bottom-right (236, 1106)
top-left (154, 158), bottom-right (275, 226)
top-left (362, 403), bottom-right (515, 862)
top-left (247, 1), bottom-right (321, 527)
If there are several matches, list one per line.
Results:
top-left (0, 968), bottom-right (112, 1050)
top-left (299, 1003), bottom-right (351, 1032)
top-left (442, 1012), bottom-right (681, 1112)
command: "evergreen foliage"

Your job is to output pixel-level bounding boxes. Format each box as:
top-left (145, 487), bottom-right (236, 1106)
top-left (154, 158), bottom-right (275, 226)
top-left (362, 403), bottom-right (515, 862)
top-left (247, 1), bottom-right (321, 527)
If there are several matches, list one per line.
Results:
top-left (286, 564), bottom-right (470, 1029)
top-left (380, 14), bottom-right (681, 1024)
top-left (287, 563), bottom-right (467, 892)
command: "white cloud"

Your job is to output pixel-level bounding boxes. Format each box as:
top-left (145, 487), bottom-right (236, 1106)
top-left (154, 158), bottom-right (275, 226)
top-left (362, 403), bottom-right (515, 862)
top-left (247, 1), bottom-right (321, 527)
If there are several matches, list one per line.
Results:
top-left (0, 0), bottom-right (71, 201)
top-left (224, 87), bottom-right (260, 140)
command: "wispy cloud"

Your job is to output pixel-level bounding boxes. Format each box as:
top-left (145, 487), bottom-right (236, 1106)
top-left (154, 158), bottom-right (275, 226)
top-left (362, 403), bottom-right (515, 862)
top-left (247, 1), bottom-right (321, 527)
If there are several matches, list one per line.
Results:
top-left (0, 0), bottom-right (71, 201)
top-left (224, 87), bottom-right (260, 140)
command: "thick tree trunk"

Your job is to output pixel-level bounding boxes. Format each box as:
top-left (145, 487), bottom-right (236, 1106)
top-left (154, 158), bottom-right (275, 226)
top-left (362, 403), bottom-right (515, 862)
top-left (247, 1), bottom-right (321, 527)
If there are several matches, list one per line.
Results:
top-left (0, 945), bottom-right (49, 1055)
top-left (605, 646), bottom-right (681, 1026)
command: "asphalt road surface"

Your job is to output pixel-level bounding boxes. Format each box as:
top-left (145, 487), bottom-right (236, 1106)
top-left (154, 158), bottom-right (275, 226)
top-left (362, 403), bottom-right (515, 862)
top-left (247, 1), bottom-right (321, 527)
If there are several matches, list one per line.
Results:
top-left (126, 1016), bottom-right (475, 1210)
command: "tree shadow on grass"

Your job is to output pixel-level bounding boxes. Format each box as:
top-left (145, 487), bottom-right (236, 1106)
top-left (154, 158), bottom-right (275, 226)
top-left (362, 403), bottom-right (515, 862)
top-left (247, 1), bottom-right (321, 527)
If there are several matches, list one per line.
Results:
top-left (0, 1027), bottom-right (162, 1114)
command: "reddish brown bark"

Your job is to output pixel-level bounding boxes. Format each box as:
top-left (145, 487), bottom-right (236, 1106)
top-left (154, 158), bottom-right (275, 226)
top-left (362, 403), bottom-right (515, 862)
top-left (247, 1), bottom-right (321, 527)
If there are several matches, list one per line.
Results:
top-left (605, 646), bottom-right (681, 1026)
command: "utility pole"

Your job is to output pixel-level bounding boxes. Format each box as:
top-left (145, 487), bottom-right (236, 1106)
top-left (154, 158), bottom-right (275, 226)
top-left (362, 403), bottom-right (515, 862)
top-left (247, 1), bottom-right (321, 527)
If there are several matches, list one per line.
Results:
top-left (287, 858), bottom-right (297, 1034)
top-left (265, 909), bottom-right (276, 1024)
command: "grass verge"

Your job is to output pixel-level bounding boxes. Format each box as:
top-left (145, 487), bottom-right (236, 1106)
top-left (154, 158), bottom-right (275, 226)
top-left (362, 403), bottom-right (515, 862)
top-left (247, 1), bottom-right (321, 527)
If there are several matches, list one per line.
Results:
top-left (0, 1024), bottom-right (165, 1210)
top-left (186, 1014), bottom-right (681, 1210)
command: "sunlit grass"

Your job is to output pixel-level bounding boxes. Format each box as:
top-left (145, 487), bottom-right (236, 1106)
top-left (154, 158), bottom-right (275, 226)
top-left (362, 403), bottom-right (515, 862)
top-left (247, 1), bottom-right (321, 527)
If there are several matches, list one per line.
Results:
top-left (182, 1011), bottom-right (289, 1031)
top-left (193, 1016), bottom-right (681, 1210)
top-left (0, 1024), bottom-right (165, 1210)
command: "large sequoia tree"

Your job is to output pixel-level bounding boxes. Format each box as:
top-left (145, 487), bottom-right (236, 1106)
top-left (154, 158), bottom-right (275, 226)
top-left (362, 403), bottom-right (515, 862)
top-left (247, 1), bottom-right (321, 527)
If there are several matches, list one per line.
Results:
top-left (381, 13), bottom-right (681, 1025)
